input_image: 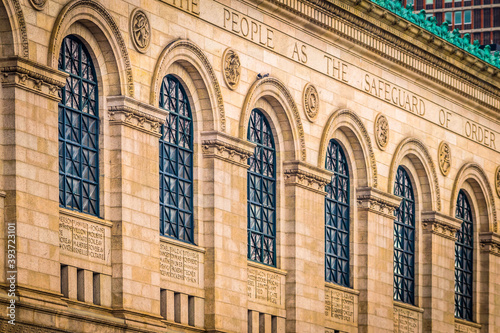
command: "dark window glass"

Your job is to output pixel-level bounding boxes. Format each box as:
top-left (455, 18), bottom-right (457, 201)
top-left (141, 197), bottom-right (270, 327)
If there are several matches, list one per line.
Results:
top-left (484, 9), bottom-right (491, 28)
top-left (455, 190), bottom-right (473, 321)
top-left (325, 140), bottom-right (350, 286)
top-left (393, 167), bottom-right (415, 305)
top-left (247, 109), bottom-right (276, 266)
top-left (58, 36), bottom-right (99, 216)
top-left (159, 75), bottom-right (194, 244)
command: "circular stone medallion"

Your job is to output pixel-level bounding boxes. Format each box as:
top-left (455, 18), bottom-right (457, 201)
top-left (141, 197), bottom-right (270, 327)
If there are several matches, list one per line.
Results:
top-left (374, 113), bottom-right (389, 150)
top-left (495, 166), bottom-right (500, 198)
top-left (303, 83), bottom-right (319, 122)
top-left (438, 141), bottom-right (451, 176)
top-left (130, 9), bottom-right (151, 53)
top-left (222, 48), bottom-right (241, 90)
top-left (29, 0), bottom-right (47, 10)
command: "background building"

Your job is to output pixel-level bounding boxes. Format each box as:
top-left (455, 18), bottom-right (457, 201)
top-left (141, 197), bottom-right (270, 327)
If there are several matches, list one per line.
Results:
top-left (405, 0), bottom-right (500, 45)
top-left (0, 0), bottom-right (499, 332)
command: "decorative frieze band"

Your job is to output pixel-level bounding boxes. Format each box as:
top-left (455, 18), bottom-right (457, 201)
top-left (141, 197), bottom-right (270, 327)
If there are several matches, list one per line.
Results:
top-left (422, 211), bottom-right (461, 241)
top-left (201, 131), bottom-right (255, 168)
top-left (479, 232), bottom-right (500, 257)
top-left (356, 186), bottom-right (401, 219)
top-left (283, 161), bottom-right (332, 194)
top-left (0, 57), bottom-right (67, 101)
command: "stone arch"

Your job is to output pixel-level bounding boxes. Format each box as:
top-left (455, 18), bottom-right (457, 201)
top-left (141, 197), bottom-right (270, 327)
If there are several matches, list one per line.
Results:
top-left (239, 77), bottom-right (305, 161)
top-left (151, 39), bottom-right (225, 132)
top-left (0, 0), bottom-right (28, 58)
top-left (388, 138), bottom-right (441, 212)
top-left (47, 0), bottom-right (133, 97)
top-left (318, 109), bottom-right (377, 188)
top-left (451, 163), bottom-right (497, 233)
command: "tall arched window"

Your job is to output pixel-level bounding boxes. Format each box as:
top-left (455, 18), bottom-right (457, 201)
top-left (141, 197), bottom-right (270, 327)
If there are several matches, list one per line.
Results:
top-left (247, 109), bottom-right (276, 266)
top-left (159, 75), bottom-right (193, 244)
top-left (325, 140), bottom-right (350, 286)
top-left (455, 190), bottom-right (473, 321)
top-left (393, 166), bottom-right (415, 304)
top-left (58, 36), bottom-right (99, 216)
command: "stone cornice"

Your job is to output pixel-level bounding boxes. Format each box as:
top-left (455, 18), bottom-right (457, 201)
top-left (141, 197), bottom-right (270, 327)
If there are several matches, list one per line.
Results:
top-left (356, 186), bottom-right (401, 218)
top-left (283, 160), bottom-right (332, 194)
top-left (107, 96), bottom-right (165, 137)
top-left (0, 56), bottom-right (67, 101)
top-left (479, 232), bottom-right (500, 257)
top-left (201, 131), bottom-right (255, 168)
top-left (264, 0), bottom-right (500, 116)
top-left (421, 211), bottom-right (461, 241)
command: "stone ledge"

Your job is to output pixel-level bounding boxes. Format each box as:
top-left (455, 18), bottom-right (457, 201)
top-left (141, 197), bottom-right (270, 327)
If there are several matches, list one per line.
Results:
top-left (0, 56), bottom-right (68, 101)
top-left (107, 96), bottom-right (165, 137)
top-left (60, 208), bottom-right (112, 228)
top-left (356, 186), bottom-right (401, 218)
top-left (479, 232), bottom-right (500, 257)
top-left (422, 211), bottom-right (462, 241)
top-left (201, 131), bottom-right (256, 168)
top-left (284, 160), bottom-right (332, 194)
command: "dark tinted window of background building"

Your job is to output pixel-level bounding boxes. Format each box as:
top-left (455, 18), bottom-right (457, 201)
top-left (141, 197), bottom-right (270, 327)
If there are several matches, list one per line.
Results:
top-left (474, 9), bottom-right (481, 28)
top-left (483, 9), bottom-right (491, 28)
top-left (494, 31), bottom-right (500, 44)
top-left (494, 8), bottom-right (500, 26)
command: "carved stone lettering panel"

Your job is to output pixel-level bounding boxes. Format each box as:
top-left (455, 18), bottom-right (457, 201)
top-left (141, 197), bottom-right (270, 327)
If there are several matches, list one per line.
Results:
top-left (160, 242), bottom-right (201, 285)
top-left (59, 215), bottom-right (110, 264)
top-left (247, 267), bottom-right (284, 306)
top-left (325, 287), bottom-right (357, 323)
top-left (455, 323), bottom-right (479, 333)
top-left (394, 306), bottom-right (420, 333)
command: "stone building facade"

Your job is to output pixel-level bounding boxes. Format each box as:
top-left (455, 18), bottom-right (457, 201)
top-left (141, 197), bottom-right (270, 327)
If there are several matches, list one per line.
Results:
top-left (0, 0), bottom-right (499, 332)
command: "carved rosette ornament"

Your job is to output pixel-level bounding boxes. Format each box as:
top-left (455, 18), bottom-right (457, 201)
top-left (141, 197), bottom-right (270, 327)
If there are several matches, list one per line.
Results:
top-left (496, 166), bottom-right (500, 198)
top-left (374, 113), bottom-right (389, 150)
top-left (222, 48), bottom-right (241, 90)
top-left (29, 0), bottom-right (47, 10)
top-left (130, 9), bottom-right (151, 53)
top-left (438, 141), bottom-right (451, 176)
top-left (303, 83), bottom-right (319, 122)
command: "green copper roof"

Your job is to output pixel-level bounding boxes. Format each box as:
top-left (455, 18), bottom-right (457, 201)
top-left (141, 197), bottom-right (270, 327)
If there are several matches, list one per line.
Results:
top-left (370, 0), bottom-right (500, 70)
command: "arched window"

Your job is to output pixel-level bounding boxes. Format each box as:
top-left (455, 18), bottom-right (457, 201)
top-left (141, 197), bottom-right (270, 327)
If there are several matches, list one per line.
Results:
top-left (58, 36), bottom-right (99, 216)
top-left (325, 139), bottom-right (350, 286)
top-left (393, 166), bottom-right (415, 304)
top-left (247, 109), bottom-right (276, 266)
top-left (159, 75), bottom-right (193, 244)
top-left (455, 190), bottom-right (473, 321)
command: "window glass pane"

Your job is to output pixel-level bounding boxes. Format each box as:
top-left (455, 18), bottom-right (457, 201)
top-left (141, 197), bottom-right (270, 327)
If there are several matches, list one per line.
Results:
top-left (464, 10), bottom-right (471, 24)
top-left (393, 167), bottom-right (415, 305)
top-left (247, 109), bottom-right (276, 266)
top-left (445, 12), bottom-right (452, 23)
top-left (159, 75), bottom-right (194, 244)
top-left (325, 140), bottom-right (350, 287)
top-left (454, 190), bottom-right (473, 321)
top-left (58, 36), bottom-right (99, 217)
top-left (455, 11), bottom-right (462, 25)
top-left (425, 0), bottom-right (433, 4)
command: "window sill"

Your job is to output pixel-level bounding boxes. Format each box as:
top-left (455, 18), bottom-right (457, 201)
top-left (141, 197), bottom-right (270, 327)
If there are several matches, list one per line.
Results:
top-left (393, 300), bottom-right (424, 313)
top-left (325, 282), bottom-right (360, 296)
top-left (60, 208), bottom-right (112, 228)
top-left (160, 236), bottom-right (206, 254)
top-left (455, 318), bottom-right (482, 329)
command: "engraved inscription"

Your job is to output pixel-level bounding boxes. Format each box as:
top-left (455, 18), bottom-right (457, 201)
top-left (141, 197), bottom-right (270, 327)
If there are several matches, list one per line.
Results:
top-left (364, 74), bottom-right (425, 116)
top-left (247, 267), bottom-right (281, 305)
top-left (160, 0), bottom-right (199, 15)
top-left (59, 216), bottom-right (105, 261)
top-left (325, 288), bottom-right (355, 323)
top-left (324, 55), bottom-right (349, 82)
top-left (160, 243), bottom-right (200, 284)
top-left (223, 9), bottom-right (274, 49)
top-left (465, 120), bottom-right (496, 149)
top-left (455, 323), bottom-right (479, 333)
top-left (394, 306), bottom-right (419, 333)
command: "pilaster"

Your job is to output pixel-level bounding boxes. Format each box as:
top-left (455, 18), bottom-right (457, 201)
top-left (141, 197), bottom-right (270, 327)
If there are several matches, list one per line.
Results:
top-left (421, 211), bottom-right (462, 333)
top-left (478, 232), bottom-right (500, 332)
top-left (201, 131), bottom-right (255, 333)
top-left (106, 96), bottom-right (164, 329)
top-left (356, 186), bottom-right (401, 333)
top-left (283, 160), bottom-right (331, 332)
top-left (0, 56), bottom-right (66, 294)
